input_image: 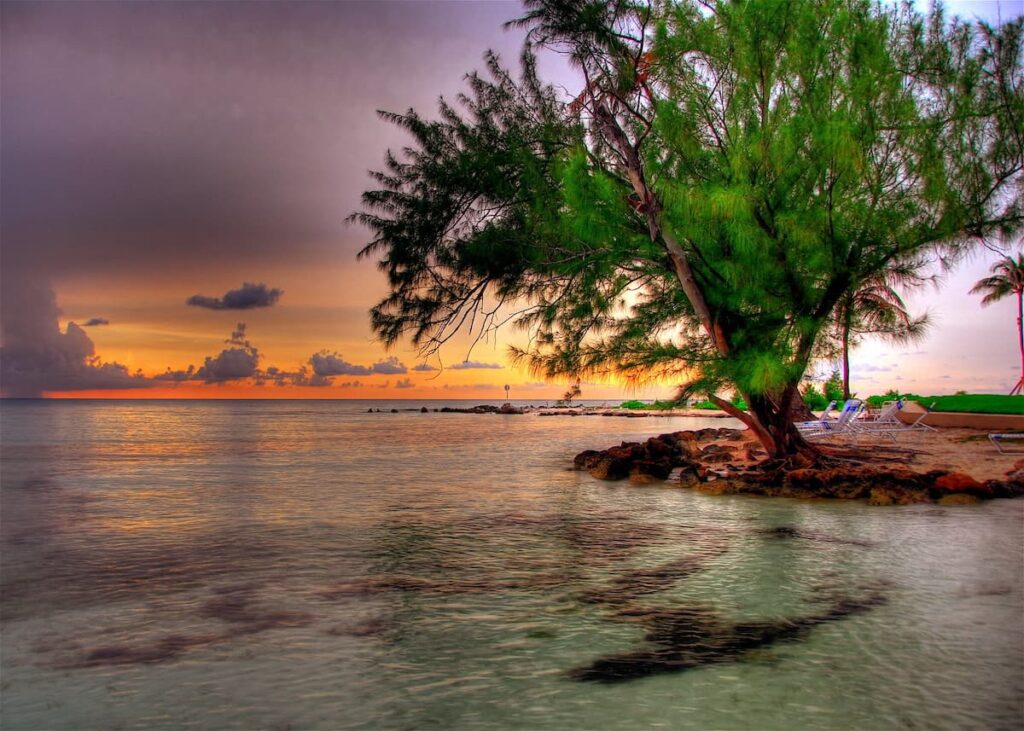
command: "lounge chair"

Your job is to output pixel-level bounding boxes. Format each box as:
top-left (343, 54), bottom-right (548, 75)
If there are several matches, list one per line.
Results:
top-left (858, 400), bottom-right (903, 426)
top-left (796, 400), bottom-right (837, 433)
top-left (850, 401), bottom-right (937, 439)
top-left (804, 400), bottom-right (864, 440)
top-left (990, 433), bottom-right (1024, 454)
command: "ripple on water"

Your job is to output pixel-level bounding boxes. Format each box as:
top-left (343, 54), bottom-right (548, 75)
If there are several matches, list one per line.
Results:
top-left (1, 401), bottom-right (1021, 731)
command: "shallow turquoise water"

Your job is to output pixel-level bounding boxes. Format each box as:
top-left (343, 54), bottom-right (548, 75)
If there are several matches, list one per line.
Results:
top-left (1, 400), bottom-right (1021, 730)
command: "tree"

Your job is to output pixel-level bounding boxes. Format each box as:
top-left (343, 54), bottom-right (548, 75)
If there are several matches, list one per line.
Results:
top-left (831, 264), bottom-right (931, 400)
top-left (970, 253), bottom-right (1024, 394)
top-left (823, 369), bottom-right (844, 404)
top-left (353, 0), bottom-right (1023, 462)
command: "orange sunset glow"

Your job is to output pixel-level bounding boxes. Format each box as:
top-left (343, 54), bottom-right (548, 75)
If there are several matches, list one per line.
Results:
top-left (2, 0), bottom-right (1020, 400)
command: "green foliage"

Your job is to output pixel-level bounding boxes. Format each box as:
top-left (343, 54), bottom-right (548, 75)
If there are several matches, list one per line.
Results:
top-left (866, 392), bottom-right (1024, 414)
top-left (864, 390), bottom-right (920, 408)
top-left (823, 370), bottom-right (845, 403)
top-left (802, 383), bottom-right (829, 410)
top-left (353, 0), bottom-right (1023, 449)
top-left (971, 254), bottom-right (1024, 306)
top-left (618, 399), bottom-right (677, 410)
top-left (919, 394), bottom-right (1024, 414)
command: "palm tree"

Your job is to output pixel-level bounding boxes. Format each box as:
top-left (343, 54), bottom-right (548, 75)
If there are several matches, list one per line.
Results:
top-left (970, 254), bottom-right (1024, 395)
top-left (832, 265), bottom-right (931, 400)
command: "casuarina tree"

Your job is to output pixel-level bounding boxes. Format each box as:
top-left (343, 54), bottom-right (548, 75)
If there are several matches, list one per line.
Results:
top-left (353, 0), bottom-right (1023, 461)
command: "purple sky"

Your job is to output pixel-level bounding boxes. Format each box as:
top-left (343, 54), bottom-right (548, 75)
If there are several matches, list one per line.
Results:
top-left (0, 0), bottom-right (1020, 398)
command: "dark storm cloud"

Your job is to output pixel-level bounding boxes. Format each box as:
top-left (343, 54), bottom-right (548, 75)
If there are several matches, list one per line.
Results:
top-left (0, 0), bottom-right (530, 280)
top-left (451, 360), bottom-right (504, 370)
top-left (0, 279), bottom-right (147, 396)
top-left (186, 282), bottom-right (282, 311)
top-left (82, 318), bottom-right (110, 326)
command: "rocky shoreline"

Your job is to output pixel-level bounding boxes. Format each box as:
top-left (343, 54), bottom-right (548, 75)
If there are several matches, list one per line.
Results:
top-left (574, 428), bottom-right (1024, 506)
top-left (366, 404), bottom-right (733, 418)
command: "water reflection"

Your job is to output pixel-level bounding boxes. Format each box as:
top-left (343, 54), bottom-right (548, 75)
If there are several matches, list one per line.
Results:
top-left (1, 401), bottom-right (1021, 731)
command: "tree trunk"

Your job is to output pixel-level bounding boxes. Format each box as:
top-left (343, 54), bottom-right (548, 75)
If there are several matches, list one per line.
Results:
top-left (1014, 289), bottom-right (1023, 396)
top-left (842, 315), bottom-right (852, 401)
top-left (710, 385), bottom-right (815, 462)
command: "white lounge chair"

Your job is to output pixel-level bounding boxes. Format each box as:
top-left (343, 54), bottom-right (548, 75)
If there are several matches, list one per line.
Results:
top-left (796, 400), bottom-right (837, 434)
top-left (850, 401), bottom-right (938, 440)
top-left (804, 400), bottom-right (864, 440)
top-left (990, 433), bottom-right (1024, 454)
top-left (858, 400), bottom-right (903, 427)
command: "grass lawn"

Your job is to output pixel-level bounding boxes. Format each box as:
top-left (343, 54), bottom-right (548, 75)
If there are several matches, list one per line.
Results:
top-left (909, 394), bottom-right (1024, 415)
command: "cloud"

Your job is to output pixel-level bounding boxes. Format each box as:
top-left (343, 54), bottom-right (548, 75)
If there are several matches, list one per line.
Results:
top-left (412, 363), bottom-right (437, 372)
top-left (442, 382), bottom-right (499, 391)
top-left (155, 323), bottom-right (263, 384)
top-left (858, 363), bottom-right (895, 373)
top-left (186, 282), bottom-right (282, 311)
top-left (395, 378), bottom-right (414, 389)
top-left (194, 323), bottom-right (259, 382)
top-left (309, 351), bottom-right (372, 377)
top-left (451, 360), bottom-right (503, 370)
top-left (82, 318), bottom-right (109, 327)
top-left (371, 357), bottom-right (407, 375)
top-left (154, 365), bottom-right (196, 382)
top-left (0, 279), bottom-right (147, 396)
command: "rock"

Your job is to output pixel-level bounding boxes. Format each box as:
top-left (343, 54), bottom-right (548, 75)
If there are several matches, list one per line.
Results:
top-left (629, 472), bottom-right (666, 484)
top-left (498, 403), bottom-right (524, 414)
top-left (867, 486), bottom-right (932, 506)
top-left (573, 450), bottom-right (604, 470)
top-left (744, 446), bottom-right (767, 462)
top-left (588, 457), bottom-right (633, 481)
top-left (420, 407), bottom-right (428, 413)
top-left (933, 472), bottom-right (985, 492)
top-left (983, 479), bottom-right (1024, 499)
top-left (390, 409), bottom-right (398, 413)
top-left (367, 408), bottom-right (374, 413)
top-left (938, 493), bottom-right (981, 506)
top-left (630, 459), bottom-right (674, 481)
top-left (644, 437), bottom-right (675, 461)
top-left (678, 466), bottom-right (702, 488)
top-left (701, 453), bottom-right (735, 465)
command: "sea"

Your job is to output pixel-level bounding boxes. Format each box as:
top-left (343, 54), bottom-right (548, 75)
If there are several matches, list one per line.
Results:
top-left (1, 399), bottom-right (1021, 730)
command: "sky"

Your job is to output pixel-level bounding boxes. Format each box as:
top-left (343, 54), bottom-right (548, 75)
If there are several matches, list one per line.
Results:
top-left (1, 0), bottom-right (1021, 400)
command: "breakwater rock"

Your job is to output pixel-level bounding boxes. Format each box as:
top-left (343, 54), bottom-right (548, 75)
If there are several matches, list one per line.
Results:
top-left (574, 430), bottom-right (1024, 504)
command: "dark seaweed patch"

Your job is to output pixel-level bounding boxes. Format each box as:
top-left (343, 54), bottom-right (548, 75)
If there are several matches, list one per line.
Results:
top-left (62, 586), bottom-right (314, 669)
top-left (578, 547), bottom-right (728, 605)
top-left (317, 570), bottom-right (577, 601)
top-left (325, 617), bottom-right (394, 638)
top-left (570, 593), bottom-right (887, 682)
top-left (199, 585), bottom-right (314, 632)
top-left (68, 633), bottom-right (220, 669)
top-left (756, 526), bottom-right (873, 547)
